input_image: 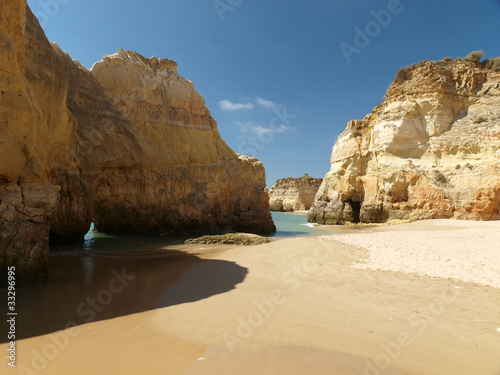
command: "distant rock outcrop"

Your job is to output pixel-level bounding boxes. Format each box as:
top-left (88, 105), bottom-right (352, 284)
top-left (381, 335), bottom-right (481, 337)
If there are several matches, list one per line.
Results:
top-left (309, 59), bottom-right (500, 225)
top-left (0, 1), bottom-right (275, 286)
top-left (269, 177), bottom-right (323, 212)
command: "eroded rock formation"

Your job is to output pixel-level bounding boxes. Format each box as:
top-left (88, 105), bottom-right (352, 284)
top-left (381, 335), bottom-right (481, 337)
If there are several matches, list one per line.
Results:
top-left (269, 177), bottom-right (322, 212)
top-left (0, 1), bottom-right (275, 286)
top-left (309, 60), bottom-right (500, 225)
top-left (185, 233), bottom-right (270, 246)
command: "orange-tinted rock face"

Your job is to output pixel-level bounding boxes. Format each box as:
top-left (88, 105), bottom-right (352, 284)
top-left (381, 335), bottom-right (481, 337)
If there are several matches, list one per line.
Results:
top-left (0, 1), bottom-right (59, 285)
top-left (269, 177), bottom-right (323, 212)
top-left (0, 2), bottom-right (274, 286)
top-left (309, 60), bottom-right (500, 225)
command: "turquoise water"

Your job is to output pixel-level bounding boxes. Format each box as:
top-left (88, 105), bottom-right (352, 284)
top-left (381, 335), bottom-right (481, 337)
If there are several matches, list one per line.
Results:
top-left (271, 212), bottom-right (327, 237)
top-left (52, 212), bottom-right (326, 255)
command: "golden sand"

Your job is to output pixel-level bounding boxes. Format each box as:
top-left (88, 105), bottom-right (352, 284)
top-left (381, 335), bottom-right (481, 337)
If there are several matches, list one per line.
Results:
top-left (2, 220), bottom-right (500, 375)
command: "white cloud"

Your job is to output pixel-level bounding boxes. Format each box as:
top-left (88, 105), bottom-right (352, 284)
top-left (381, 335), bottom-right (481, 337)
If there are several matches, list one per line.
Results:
top-left (218, 100), bottom-right (254, 111)
top-left (251, 125), bottom-right (272, 138)
top-left (236, 121), bottom-right (292, 137)
top-left (256, 97), bottom-right (276, 109)
top-left (274, 124), bottom-right (292, 133)
top-left (237, 121), bottom-right (271, 137)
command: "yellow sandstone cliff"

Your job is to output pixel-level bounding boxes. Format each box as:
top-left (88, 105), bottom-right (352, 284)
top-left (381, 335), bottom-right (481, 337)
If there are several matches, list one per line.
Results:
top-left (0, 1), bottom-right (275, 285)
top-left (269, 177), bottom-right (323, 212)
top-left (309, 59), bottom-right (500, 225)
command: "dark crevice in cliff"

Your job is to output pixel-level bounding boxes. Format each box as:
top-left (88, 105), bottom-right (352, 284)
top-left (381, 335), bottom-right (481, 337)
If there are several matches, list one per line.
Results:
top-left (347, 200), bottom-right (361, 223)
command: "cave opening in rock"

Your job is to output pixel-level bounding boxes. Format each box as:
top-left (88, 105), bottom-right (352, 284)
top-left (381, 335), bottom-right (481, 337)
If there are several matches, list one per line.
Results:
top-left (348, 200), bottom-right (361, 223)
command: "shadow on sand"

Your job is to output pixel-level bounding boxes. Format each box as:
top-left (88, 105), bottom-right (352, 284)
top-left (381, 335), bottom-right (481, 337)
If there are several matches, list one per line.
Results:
top-left (0, 247), bottom-right (247, 342)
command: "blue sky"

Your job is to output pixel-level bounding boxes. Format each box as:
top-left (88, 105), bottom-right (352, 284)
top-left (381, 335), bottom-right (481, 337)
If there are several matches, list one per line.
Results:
top-left (28, 0), bottom-right (500, 186)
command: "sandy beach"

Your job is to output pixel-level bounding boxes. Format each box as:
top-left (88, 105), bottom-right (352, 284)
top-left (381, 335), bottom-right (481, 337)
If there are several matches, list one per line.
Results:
top-left (2, 219), bottom-right (500, 375)
top-left (291, 210), bottom-right (310, 215)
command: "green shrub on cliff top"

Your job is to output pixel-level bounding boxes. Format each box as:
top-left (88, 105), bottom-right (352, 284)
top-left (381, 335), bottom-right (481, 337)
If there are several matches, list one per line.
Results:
top-left (484, 57), bottom-right (500, 71)
top-left (394, 64), bottom-right (416, 85)
top-left (460, 51), bottom-right (500, 71)
top-left (492, 59), bottom-right (500, 71)
top-left (464, 50), bottom-right (484, 63)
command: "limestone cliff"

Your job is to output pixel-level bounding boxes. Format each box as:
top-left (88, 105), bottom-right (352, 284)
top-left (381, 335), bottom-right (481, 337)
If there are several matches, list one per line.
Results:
top-left (269, 177), bottom-right (322, 212)
top-left (309, 59), bottom-right (500, 225)
top-left (0, 0), bottom-right (59, 284)
top-left (0, 1), bottom-right (275, 286)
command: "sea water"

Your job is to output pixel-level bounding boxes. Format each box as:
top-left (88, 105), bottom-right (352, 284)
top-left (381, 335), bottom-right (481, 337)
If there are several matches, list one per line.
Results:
top-left (271, 212), bottom-right (327, 237)
top-left (53, 212), bottom-right (339, 255)
top-left (80, 212), bottom-right (326, 251)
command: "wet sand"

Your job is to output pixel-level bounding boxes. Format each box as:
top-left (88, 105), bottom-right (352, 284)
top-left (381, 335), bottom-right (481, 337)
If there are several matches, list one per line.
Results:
top-left (1, 220), bottom-right (500, 374)
top-left (291, 210), bottom-right (309, 215)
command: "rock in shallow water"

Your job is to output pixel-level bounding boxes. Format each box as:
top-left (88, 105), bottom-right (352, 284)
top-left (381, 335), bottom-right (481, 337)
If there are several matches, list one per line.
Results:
top-left (185, 233), bottom-right (271, 246)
